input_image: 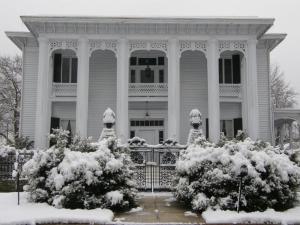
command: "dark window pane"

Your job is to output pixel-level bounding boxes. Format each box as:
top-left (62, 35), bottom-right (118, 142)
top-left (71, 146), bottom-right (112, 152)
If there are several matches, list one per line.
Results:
top-left (234, 118), bottom-right (243, 137)
top-left (138, 58), bottom-right (156, 65)
top-left (159, 130), bottom-right (164, 143)
top-left (159, 120), bottom-right (163, 126)
top-left (53, 54), bottom-right (62, 82)
top-left (224, 59), bottom-right (232, 83)
top-left (130, 57), bottom-right (137, 65)
top-left (221, 120), bottom-right (227, 136)
top-left (62, 58), bottom-right (70, 83)
top-left (130, 70), bottom-right (136, 83)
top-left (158, 57), bottom-right (165, 65)
top-left (159, 70), bottom-right (164, 83)
top-left (150, 121), bottom-right (154, 126)
top-left (140, 121), bottom-right (145, 126)
top-left (145, 120), bottom-right (150, 126)
top-left (141, 68), bottom-right (154, 83)
top-left (232, 55), bottom-right (241, 84)
top-left (136, 121), bottom-right (140, 126)
top-left (206, 118), bottom-right (209, 139)
top-left (219, 58), bottom-right (223, 84)
top-left (130, 121), bottom-right (135, 126)
top-left (71, 58), bottom-right (77, 83)
top-left (154, 120), bottom-right (159, 126)
top-left (130, 131), bottom-right (135, 138)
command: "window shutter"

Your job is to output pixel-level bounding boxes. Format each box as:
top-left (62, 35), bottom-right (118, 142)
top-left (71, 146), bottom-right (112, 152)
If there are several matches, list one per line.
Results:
top-left (224, 59), bottom-right (232, 83)
top-left (232, 55), bottom-right (241, 84)
top-left (219, 58), bottom-right (223, 83)
top-left (53, 54), bottom-right (62, 82)
top-left (71, 58), bottom-right (78, 83)
top-left (206, 118), bottom-right (209, 139)
top-left (233, 118), bottom-right (243, 137)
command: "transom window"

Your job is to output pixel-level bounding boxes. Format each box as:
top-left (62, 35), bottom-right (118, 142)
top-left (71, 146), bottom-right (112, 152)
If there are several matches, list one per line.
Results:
top-left (130, 119), bottom-right (164, 127)
top-left (53, 53), bottom-right (78, 83)
top-left (219, 54), bottom-right (241, 84)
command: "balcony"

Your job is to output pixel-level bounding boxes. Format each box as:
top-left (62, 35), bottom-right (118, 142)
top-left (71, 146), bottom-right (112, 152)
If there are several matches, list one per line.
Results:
top-left (219, 84), bottom-right (242, 100)
top-left (129, 83), bottom-right (168, 98)
top-left (52, 83), bottom-right (77, 97)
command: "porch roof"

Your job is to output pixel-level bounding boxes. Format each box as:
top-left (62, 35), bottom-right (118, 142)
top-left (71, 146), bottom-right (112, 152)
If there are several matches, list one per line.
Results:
top-left (19, 15), bottom-right (275, 39)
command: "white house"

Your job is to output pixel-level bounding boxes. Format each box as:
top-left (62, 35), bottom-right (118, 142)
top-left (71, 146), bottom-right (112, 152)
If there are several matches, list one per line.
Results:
top-left (6, 16), bottom-right (286, 148)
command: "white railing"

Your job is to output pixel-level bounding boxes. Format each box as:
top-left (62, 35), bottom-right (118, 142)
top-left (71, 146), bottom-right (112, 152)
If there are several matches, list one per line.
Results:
top-left (129, 83), bottom-right (168, 97)
top-left (52, 83), bottom-right (77, 97)
top-left (219, 84), bottom-right (242, 98)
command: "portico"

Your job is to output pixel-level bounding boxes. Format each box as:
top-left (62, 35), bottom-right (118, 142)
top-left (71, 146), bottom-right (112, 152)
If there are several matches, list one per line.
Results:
top-left (7, 16), bottom-right (284, 149)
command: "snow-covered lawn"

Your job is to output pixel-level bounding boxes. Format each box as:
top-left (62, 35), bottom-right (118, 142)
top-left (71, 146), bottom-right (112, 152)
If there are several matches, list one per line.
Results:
top-left (0, 192), bottom-right (113, 225)
top-left (202, 207), bottom-right (300, 224)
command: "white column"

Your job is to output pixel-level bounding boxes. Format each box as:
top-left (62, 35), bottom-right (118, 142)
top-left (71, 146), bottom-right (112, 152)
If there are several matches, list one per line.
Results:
top-left (116, 39), bottom-right (129, 143)
top-left (34, 37), bottom-right (50, 149)
top-left (207, 39), bottom-right (220, 143)
top-left (76, 38), bottom-right (90, 137)
top-left (246, 39), bottom-right (259, 140)
top-left (168, 38), bottom-right (180, 141)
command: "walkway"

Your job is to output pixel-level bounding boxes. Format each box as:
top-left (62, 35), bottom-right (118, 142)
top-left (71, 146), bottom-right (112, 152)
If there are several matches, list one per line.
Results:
top-left (114, 192), bottom-right (205, 223)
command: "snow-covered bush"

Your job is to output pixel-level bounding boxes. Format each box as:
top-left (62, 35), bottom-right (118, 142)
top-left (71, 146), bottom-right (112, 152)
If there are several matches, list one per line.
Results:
top-left (23, 129), bottom-right (137, 210)
top-left (175, 137), bottom-right (300, 212)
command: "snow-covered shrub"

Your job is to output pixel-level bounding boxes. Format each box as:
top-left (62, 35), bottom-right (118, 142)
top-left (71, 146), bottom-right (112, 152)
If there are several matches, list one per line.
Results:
top-left (23, 129), bottom-right (137, 210)
top-left (175, 137), bottom-right (300, 212)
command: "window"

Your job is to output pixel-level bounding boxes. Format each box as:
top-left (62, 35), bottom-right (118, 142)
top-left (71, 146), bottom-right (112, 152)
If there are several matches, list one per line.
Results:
top-left (159, 70), bottom-right (164, 83)
top-left (220, 120), bottom-right (234, 138)
top-left (53, 53), bottom-right (77, 83)
top-left (130, 57), bottom-right (137, 65)
top-left (130, 131), bottom-right (135, 138)
top-left (141, 67), bottom-right (154, 83)
top-left (138, 58), bottom-right (156, 65)
top-left (219, 54), bottom-right (241, 84)
top-left (159, 130), bottom-right (164, 143)
top-left (130, 120), bottom-right (164, 127)
top-left (130, 70), bottom-right (136, 83)
top-left (158, 57), bottom-right (165, 65)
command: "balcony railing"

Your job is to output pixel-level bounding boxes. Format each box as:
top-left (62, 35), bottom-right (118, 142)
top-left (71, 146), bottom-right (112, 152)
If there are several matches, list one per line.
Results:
top-left (52, 83), bottom-right (77, 97)
top-left (129, 83), bottom-right (168, 97)
top-left (219, 84), bottom-right (242, 98)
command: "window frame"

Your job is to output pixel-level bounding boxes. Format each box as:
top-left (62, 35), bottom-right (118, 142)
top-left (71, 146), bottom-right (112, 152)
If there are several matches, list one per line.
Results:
top-left (53, 54), bottom-right (78, 84)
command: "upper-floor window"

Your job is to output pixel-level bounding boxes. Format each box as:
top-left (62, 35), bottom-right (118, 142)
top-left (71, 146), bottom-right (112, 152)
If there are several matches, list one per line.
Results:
top-left (53, 53), bottom-right (78, 83)
top-left (130, 57), bottom-right (165, 66)
top-left (219, 54), bottom-right (241, 84)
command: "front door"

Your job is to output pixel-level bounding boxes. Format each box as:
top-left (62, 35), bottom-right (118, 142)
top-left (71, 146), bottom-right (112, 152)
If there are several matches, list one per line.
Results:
top-left (137, 129), bottom-right (156, 144)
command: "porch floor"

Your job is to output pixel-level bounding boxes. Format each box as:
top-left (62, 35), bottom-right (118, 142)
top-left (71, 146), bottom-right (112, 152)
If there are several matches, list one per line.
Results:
top-left (113, 192), bottom-right (205, 223)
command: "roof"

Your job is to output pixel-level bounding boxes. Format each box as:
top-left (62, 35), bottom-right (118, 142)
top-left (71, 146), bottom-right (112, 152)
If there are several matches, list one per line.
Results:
top-left (18, 15), bottom-right (275, 39)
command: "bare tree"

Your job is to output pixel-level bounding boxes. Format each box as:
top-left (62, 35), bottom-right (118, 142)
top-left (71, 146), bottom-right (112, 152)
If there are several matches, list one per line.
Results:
top-left (271, 64), bottom-right (298, 108)
top-left (0, 55), bottom-right (22, 144)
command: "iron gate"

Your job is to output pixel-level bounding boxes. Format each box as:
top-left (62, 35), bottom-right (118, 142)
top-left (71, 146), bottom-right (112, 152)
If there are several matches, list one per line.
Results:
top-left (129, 146), bottom-right (184, 191)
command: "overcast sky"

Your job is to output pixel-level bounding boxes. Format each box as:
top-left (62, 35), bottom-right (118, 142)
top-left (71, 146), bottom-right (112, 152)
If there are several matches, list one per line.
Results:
top-left (0, 0), bottom-right (299, 105)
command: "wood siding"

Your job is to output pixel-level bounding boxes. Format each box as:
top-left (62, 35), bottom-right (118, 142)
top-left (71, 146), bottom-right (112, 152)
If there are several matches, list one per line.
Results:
top-left (180, 51), bottom-right (208, 144)
top-left (87, 50), bottom-right (117, 140)
top-left (257, 47), bottom-right (272, 142)
top-left (20, 46), bottom-right (38, 140)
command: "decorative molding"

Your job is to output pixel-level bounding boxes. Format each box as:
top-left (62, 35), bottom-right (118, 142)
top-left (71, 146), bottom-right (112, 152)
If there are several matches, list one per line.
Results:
top-left (179, 40), bottom-right (207, 55)
top-left (129, 40), bottom-right (168, 54)
top-left (89, 39), bottom-right (118, 56)
top-left (49, 39), bottom-right (78, 55)
top-left (218, 40), bottom-right (247, 54)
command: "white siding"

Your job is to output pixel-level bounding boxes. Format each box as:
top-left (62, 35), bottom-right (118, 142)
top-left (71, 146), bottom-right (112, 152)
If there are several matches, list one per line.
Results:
top-left (220, 102), bottom-right (242, 119)
top-left (20, 46), bottom-right (38, 140)
top-left (257, 47), bottom-right (272, 142)
top-left (87, 50), bottom-right (117, 140)
top-left (180, 51), bottom-right (208, 144)
top-left (51, 102), bottom-right (76, 119)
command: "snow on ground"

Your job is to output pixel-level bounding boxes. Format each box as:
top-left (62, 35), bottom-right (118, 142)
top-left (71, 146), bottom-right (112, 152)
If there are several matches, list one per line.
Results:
top-left (202, 207), bottom-right (300, 224)
top-left (0, 192), bottom-right (113, 225)
top-left (128, 206), bottom-right (143, 213)
top-left (184, 211), bottom-right (198, 217)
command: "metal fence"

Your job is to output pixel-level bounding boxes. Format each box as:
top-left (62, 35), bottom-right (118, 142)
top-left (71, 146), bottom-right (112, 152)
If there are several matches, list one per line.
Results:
top-left (129, 145), bottom-right (186, 191)
top-left (0, 152), bottom-right (33, 180)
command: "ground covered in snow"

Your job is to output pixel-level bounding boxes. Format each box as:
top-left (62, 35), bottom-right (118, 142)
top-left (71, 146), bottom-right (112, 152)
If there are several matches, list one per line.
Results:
top-left (0, 192), bottom-right (113, 224)
top-left (202, 207), bottom-right (300, 224)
